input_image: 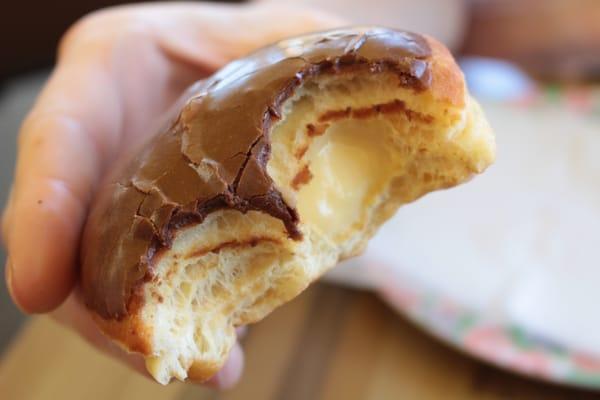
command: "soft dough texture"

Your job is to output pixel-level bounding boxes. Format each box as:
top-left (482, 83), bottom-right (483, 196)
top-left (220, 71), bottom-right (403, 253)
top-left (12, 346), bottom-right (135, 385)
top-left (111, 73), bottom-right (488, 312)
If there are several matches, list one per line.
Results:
top-left (80, 27), bottom-right (495, 384)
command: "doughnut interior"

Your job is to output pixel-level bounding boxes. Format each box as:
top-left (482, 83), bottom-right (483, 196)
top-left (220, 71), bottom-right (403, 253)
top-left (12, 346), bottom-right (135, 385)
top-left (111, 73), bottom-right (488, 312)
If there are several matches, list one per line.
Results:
top-left (80, 27), bottom-right (495, 385)
top-left (141, 71), bottom-right (493, 383)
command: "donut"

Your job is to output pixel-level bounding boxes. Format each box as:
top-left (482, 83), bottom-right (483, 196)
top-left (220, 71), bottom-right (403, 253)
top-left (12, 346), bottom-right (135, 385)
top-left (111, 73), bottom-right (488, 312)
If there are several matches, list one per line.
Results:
top-left (80, 27), bottom-right (495, 384)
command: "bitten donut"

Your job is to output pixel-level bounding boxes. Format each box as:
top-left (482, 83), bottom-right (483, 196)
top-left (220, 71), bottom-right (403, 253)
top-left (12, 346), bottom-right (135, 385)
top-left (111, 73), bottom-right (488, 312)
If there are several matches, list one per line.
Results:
top-left (80, 27), bottom-right (495, 384)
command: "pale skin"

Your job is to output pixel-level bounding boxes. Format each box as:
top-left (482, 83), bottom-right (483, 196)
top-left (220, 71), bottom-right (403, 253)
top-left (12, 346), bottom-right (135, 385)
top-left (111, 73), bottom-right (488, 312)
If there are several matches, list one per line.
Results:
top-left (1, 2), bottom-right (343, 388)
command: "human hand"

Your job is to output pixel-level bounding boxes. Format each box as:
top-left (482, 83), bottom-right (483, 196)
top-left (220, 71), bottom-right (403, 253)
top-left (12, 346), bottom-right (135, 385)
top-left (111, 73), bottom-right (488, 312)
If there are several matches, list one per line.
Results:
top-left (1, 2), bottom-right (342, 387)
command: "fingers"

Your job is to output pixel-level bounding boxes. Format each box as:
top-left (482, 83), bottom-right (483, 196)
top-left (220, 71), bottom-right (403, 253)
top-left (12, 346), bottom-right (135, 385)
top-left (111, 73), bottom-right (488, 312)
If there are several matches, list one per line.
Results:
top-left (52, 290), bottom-right (149, 377)
top-left (236, 326), bottom-right (248, 339)
top-left (1, 185), bottom-right (15, 245)
top-left (2, 1), bottom-right (345, 314)
top-left (119, 2), bottom-right (346, 70)
top-left (4, 49), bottom-right (123, 312)
top-left (208, 326), bottom-right (247, 388)
top-left (207, 341), bottom-right (245, 389)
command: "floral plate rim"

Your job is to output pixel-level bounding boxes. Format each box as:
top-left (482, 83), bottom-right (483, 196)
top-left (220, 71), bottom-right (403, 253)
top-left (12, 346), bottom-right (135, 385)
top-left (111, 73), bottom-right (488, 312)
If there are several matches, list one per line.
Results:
top-left (378, 272), bottom-right (600, 390)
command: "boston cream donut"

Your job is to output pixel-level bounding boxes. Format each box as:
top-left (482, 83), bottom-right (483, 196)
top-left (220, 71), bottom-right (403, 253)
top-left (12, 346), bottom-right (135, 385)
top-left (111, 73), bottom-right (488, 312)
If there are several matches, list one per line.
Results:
top-left (81, 27), bottom-right (495, 384)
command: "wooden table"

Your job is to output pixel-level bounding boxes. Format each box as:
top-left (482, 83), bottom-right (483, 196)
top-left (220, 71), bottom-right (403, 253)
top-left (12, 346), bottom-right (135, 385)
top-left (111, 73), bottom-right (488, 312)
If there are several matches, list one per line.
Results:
top-left (1, 283), bottom-right (599, 400)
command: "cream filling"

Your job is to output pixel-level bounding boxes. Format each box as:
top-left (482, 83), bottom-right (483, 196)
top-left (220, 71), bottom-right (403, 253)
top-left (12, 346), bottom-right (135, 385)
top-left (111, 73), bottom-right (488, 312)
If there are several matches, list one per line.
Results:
top-left (139, 71), bottom-right (494, 385)
top-left (297, 119), bottom-right (396, 243)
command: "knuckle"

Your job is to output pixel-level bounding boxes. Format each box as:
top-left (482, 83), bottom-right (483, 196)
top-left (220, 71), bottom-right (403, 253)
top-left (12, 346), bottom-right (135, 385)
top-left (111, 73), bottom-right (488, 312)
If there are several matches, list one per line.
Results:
top-left (18, 111), bottom-right (69, 150)
top-left (57, 7), bottom-right (137, 61)
top-left (58, 11), bottom-right (108, 59)
top-left (18, 111), bottom-right (39, 148)
top-left (18, 110), bottom-right (46, 148)
top-left (1, 186), bottom-right (15, 248)
top-left (1, 208), bottom-right (11, 248)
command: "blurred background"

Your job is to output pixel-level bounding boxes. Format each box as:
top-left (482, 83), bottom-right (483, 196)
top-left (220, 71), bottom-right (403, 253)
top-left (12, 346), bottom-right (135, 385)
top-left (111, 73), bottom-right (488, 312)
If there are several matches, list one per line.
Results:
top-left (1, 0), bottom-right (600, 399)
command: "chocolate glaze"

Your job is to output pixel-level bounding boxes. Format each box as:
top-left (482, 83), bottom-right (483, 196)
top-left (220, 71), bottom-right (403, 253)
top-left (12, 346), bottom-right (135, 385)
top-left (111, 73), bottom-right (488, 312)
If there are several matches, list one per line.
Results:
top-left (81, 27), bottom-right (432, 319)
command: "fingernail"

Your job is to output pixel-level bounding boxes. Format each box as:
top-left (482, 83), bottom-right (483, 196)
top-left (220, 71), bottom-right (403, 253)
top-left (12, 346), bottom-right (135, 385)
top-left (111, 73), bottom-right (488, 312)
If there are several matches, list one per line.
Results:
top-left (5, 258), bottom-right (26, 313)
top-left (236, 326), bottom-right (248, 339)
top-left (1, 188), bottom-right (14, 247)
top-left (212, 342), bottom-right (244, 389)
top-left (5, 258), bottom-right (15, 299)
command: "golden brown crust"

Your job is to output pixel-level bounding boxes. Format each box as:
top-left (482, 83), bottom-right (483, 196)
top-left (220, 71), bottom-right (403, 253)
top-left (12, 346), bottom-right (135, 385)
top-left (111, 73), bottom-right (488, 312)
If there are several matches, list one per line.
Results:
top-left (94, 313), bottom-right (152, 356)
top-left (96, 312), bottom-right (220, 382)
top-left (187, 362), bottom-right (222, 382)
top-left (424, 35), bottom-right (465, 107)
top-left (80, 26), bottom-right (492, 385)
top-left (81, 26), bottom-right (436, 320)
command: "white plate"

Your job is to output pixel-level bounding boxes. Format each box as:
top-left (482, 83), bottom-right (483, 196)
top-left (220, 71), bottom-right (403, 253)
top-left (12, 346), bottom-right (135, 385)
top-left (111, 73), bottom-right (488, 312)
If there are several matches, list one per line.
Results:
top-left (325, 97), bottom-right (600, 388)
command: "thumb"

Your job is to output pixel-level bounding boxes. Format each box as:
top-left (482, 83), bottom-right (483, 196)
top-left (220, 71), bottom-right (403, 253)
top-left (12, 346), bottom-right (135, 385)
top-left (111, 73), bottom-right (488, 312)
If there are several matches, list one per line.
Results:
top-left (138, 2), bottom-right (346, 69)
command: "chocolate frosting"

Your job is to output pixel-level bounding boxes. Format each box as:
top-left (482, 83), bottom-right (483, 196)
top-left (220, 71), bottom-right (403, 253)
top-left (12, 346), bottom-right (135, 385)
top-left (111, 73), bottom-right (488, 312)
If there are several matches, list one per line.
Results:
top-left (81, 27), bottom-right (432, 319)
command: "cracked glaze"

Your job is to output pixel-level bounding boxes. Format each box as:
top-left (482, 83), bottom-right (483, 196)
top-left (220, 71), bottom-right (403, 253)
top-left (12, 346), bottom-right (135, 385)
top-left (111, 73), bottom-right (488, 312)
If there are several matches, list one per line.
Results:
top-left (81, 27), bottom-right (432, 319)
